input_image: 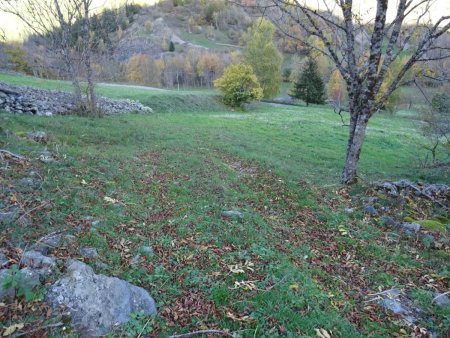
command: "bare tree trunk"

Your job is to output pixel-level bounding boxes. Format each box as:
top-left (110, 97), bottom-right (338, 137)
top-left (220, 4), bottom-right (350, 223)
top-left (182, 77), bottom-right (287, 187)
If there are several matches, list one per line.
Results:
top-left (341, 112), bottom-right (369, 184)
top-left (80, 0), bottom-right (98, 116)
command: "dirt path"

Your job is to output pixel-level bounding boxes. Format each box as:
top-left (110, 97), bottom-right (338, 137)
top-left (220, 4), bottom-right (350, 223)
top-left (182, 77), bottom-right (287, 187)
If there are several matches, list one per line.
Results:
top-left (97, 82), bottom-right (166, 91)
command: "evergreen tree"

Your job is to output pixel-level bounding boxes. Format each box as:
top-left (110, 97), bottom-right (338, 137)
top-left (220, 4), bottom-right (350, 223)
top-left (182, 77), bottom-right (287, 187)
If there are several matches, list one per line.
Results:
top-left (290, 58), bottom-right (325, 106)
top-left (169, 41), bottom-right (175, 52)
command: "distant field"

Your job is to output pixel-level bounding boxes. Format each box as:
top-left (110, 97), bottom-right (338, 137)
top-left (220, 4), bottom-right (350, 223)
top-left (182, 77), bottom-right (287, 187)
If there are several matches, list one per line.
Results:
top-left (0, 74), bottom-right (449, 337)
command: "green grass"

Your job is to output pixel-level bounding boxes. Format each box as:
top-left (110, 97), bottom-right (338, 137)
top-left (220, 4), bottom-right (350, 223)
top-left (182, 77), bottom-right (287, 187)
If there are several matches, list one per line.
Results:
top-left (0, 74), bottom-right (449, 337)
top-left (178, 31), bottom-right (237, 52)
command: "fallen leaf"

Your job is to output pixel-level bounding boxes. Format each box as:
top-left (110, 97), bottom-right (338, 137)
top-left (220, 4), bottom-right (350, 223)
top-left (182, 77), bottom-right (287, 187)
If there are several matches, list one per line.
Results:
top-left (289, 283), bottom-right (299, 291)
top-left (104, 196), bottom-right (119, 204)
top-left (315, 328), bottom-right (332, 338)
top-left (3, 323), bottom-right (25, 336)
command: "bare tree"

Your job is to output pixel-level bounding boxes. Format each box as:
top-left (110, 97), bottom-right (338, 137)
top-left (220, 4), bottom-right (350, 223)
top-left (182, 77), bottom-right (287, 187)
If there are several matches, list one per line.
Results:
top-left (240, 0), bottom-right (450, 183)
top-left (0, 0), bottom-right (98, 115)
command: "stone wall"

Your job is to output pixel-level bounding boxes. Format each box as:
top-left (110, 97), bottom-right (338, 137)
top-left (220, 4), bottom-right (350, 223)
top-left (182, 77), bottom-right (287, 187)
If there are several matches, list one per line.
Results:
top-left (0, 82), bottom-right (153, 116)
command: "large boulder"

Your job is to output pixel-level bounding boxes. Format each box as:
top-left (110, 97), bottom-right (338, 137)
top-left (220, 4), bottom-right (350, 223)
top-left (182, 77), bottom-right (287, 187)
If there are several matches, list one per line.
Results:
top-left (45, 260), bottom-right (156, 337)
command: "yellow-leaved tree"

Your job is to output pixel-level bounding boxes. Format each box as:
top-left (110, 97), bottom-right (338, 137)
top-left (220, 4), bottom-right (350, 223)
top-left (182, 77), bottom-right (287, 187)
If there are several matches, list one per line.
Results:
top-left (126, 54), bottom-right (162, 87)
top-left (243, 18), bottom-right (283, 99)
top-left (214, 64), bottom-right (263, 108)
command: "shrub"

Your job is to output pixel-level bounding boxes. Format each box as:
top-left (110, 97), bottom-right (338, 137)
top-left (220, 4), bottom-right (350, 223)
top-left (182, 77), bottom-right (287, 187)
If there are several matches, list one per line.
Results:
top-left (214, 64), bottom-right (263, 108)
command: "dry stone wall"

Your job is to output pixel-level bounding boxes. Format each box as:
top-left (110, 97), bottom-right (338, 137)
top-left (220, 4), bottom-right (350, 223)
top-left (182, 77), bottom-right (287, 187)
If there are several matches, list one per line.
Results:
top-left (0, 82), bottom-right (153, 116)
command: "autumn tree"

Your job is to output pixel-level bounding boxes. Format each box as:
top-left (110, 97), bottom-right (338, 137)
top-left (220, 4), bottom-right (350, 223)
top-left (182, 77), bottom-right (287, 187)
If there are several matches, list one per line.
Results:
top-left (247, 0), bottom-right (450, 183)
top-left (327, 69), bottom-right (347, 105)
top-left (197, 52), bottom-right (224, 88)
top-left (214, 63), bottom-right (263, 108)
top-left (290, 58), bottom-right (325, 106)
top-left (126, 54), bottom-right (162, 87)
top-left (243, 18), bottom-right (283, 98)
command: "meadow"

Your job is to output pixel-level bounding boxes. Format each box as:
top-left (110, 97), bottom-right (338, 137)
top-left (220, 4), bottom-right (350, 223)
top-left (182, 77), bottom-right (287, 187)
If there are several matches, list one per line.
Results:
top-left (0, 73), bottom-right (449, 337)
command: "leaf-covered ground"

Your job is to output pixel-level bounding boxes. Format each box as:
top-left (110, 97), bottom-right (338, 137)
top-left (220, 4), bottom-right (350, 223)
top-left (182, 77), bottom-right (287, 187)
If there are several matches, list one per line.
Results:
top-left (0, 102), bottom-right (449, 337)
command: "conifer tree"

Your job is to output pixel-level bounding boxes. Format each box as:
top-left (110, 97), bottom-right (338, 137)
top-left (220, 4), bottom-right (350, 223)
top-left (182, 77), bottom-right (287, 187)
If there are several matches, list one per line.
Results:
top-left (290, 58), bottom-right (325, 106)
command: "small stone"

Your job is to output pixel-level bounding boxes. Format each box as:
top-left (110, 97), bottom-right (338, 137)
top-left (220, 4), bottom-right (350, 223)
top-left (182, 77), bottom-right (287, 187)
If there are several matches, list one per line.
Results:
top-left (399, 222), bottom-right (421, 234)
top-left (39, 150), bottom-right (55, 163)
top-left (130, 255), bottom-right (141, 265)
top-left (20, 267), bottom-right (46, 288)
top-left (434, 293), bottom-right (450, 308)
top-left (22, 250), bottom-right (57, 269)
top-left (394, 179), bottom-right (414, 189)
top-left (381, 216), bottom-right (397, 227)
top-left (222, 210), bottom-right (244, 218)
top-left (26, 131), bottom-right (48, 143)
top-left (80, 247), bottom-right (98, 259)
top-left (0, 251), bottom-right (9, 268)
top-left (0, 269), bottom-right (15, 301)
top-left (140, 246), bottom-right (153, 255)
top-left (34, 234), bottom-right (76, 254)
top-left (0, 209), bottom-right (18, 225)
top-left (375, 288), bottom-right (422, 324)
top-left (94, 261), bottom-right (109, 270)
top-left (16, 177), bottom-right (41, 192)
top-left (344, 208), bottom-right (354, 214)
top-left (380, 182), bottom-right (398, 196)
top-left (364, 205), bottom-right (378, 216)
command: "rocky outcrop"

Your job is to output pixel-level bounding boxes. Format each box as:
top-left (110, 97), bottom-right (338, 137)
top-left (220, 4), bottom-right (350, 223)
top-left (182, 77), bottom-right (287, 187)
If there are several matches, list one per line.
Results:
top-left (0, 82), bottom-right (153, 116)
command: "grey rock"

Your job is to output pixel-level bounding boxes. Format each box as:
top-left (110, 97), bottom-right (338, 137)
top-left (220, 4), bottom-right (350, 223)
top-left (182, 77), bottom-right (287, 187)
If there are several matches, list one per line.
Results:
top-left (222, 210), bottom-right (244, 218)
top-left (394, 179), bottom-right (415, 189)
top-left (344, 208), bottom-right (354, 214)
top-left (380, 182), bottom-right (398, 196)
top-left (16, 177), bottom-right (41, 192)
top-left (376, 288), bottom-right (422, 324)
top-left (0, 251), bottom-right (9, 268)
top-left (381, 216), bottom-right (397, 227)
top-left (27, 131), bottom-right (48, 143)
top-left (34, 234), bottom-right (76, 255)
top-left (45, 260), bottom-right (157, 337)
top-left (0, 209), bottom-right (18, 225)
top-left (140, 246), bottom-right (153, 256)
top-left (364, 205), bottom-right (378, 216)
top-left (20, 267), bottom-right (51, 289)
top-left (399, 222), bottom-right (421, 234)
top-left (94, 261), bottom-right (109, 270)
top-left (0, 269), bottom-right (15, 301)
top-left (422, 184), bottom-right (450, 196)
top-left (433, 293), bottom-right (450, 308)
top-left (39, 149), bottom-right (55, 163)
top-left (21, 250), bottom-right (56, 269)
top-left (130, 255), bottom-right (141, 265)
top-left (80, 247), bottom-right (98, 259)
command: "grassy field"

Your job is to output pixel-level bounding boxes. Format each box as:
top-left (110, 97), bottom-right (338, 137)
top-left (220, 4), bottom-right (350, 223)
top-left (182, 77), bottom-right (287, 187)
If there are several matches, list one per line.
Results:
top-left (0, 75), bottom-right (449, 337)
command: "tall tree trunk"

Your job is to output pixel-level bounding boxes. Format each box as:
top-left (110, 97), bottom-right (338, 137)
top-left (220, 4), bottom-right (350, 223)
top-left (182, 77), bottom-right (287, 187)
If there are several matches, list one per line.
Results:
top-left (341, 112), bottom-right (369, 184)
top-left (81, 0), bottom-right (98, 116)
